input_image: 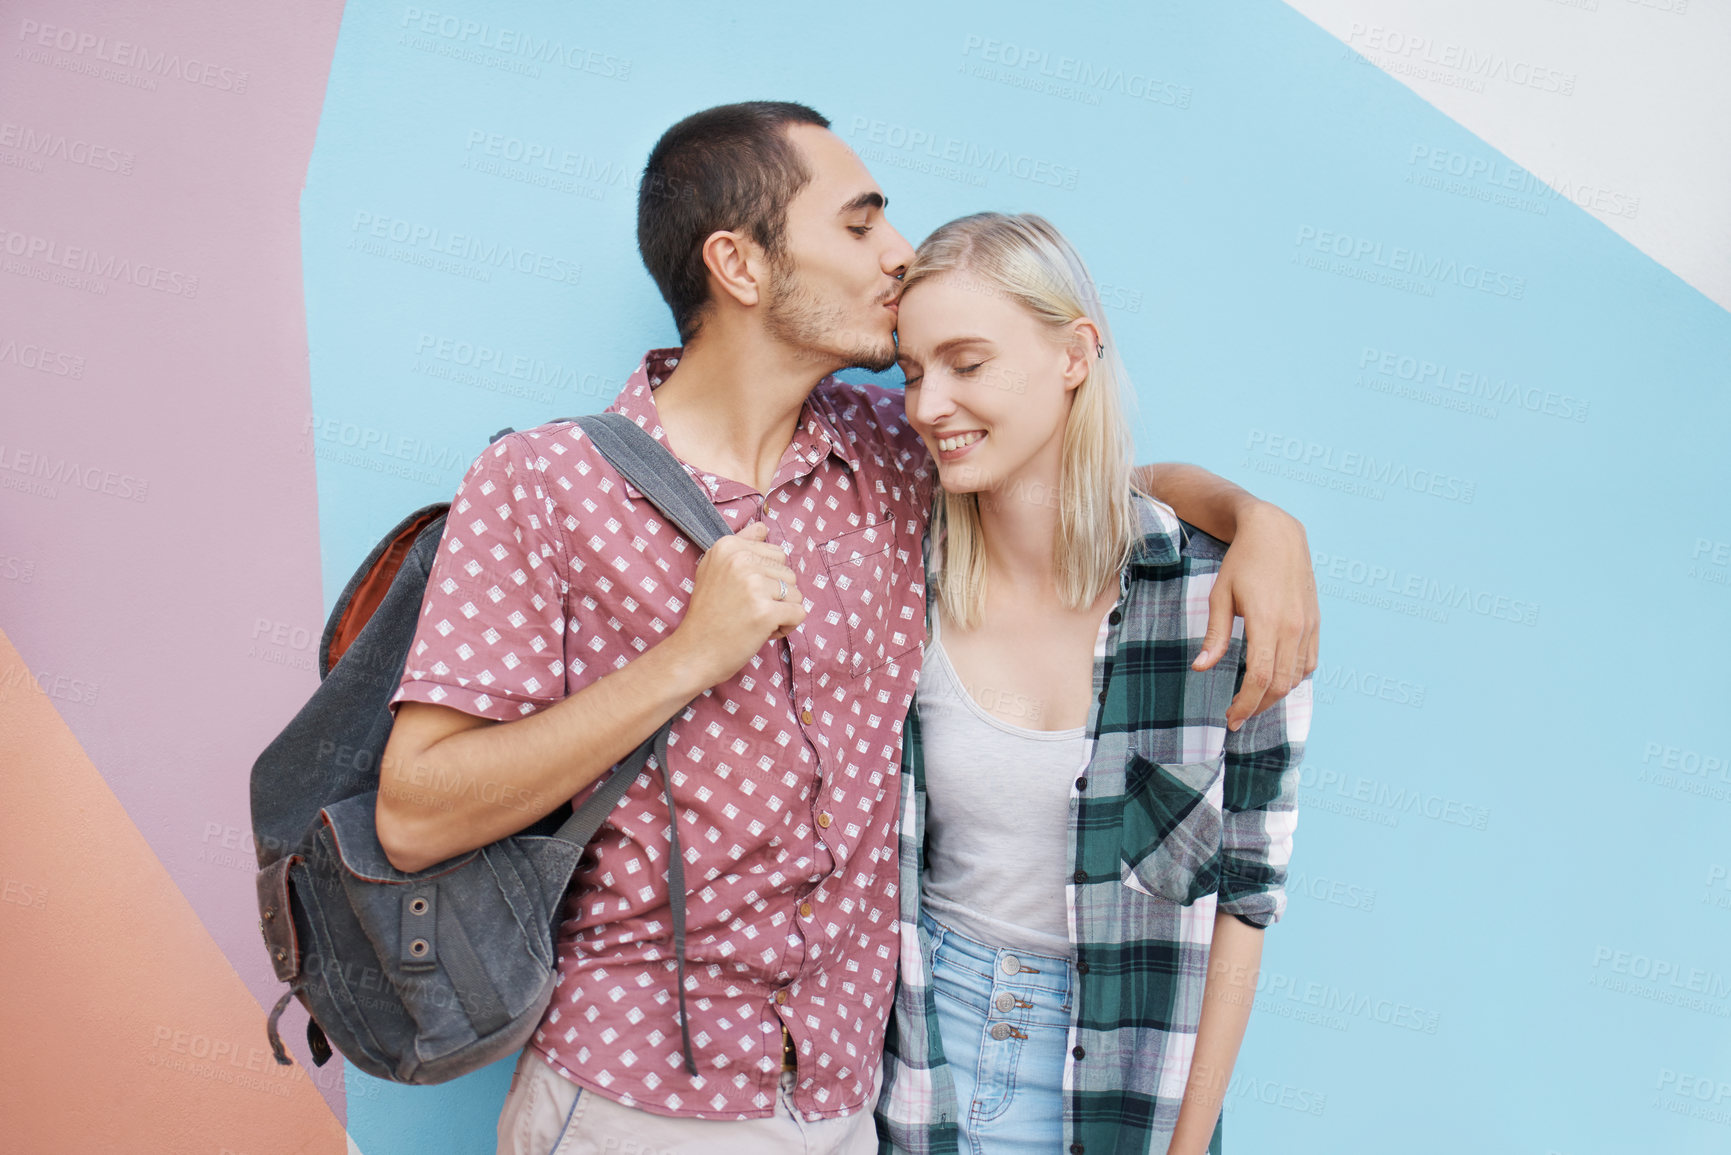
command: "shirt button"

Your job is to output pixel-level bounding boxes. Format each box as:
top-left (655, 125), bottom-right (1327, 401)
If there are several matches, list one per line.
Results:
top-left (774, 990), bottom-right (789, 1005)
top-left (1108, 610), bottom-right (1122, 625)
top-left (1071, 1145), bottom-right (1085, 1155)
top-left (799, 902), bottom-right (813, 918)
top-left (1076, 959), bottom-right (1090, 976)
top-left (801, 708), bottom-right (814, 724)
top-left (1072, 1045), bottom-right (1086, 1060)
top-left (1075, 777), bottom-right (1087, 791)
top-left (1097, 689), bottom-right (1107, 703)
top-left (1073, 869), bottom-right (1088, 885)
top-left (816, 811), bottom-right (832, 829)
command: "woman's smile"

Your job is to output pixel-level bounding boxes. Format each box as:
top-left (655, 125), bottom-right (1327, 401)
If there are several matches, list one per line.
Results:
top-left (935, 430), bottom-right (987, 459)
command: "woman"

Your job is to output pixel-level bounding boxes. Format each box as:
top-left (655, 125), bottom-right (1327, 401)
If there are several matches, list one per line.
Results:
top-left (875, 213), bottom-right (1314, 1155)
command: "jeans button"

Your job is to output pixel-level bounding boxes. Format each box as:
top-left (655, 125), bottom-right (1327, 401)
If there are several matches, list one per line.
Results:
top-left (1000, 954), bottom-right (1021, 976)
top-left (994, 992), bottom-right (1016, 1012)
top-left (989, 1023), bottom-right (1014, 1041)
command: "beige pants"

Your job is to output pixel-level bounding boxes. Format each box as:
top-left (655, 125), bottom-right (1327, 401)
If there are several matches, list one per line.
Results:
top-left (494, 1048), bottom-right (881, 1155)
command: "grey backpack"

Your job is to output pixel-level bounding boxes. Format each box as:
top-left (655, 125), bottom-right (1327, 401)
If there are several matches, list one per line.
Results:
top-left (249, 413), bottom-right (727, 1084)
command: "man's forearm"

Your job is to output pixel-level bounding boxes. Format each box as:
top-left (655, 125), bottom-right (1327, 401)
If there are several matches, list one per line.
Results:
top-left (1167, 911), bottom-right (1265, 1154)
top-left (1131, 463), bottom-right (1258, 543)
top-left (377, 637), bottom-right (707, 873)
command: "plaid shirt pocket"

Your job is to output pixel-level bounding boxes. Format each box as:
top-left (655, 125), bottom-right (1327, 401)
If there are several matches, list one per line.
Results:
top-left (1118, 752), bottom-right (1225, 905)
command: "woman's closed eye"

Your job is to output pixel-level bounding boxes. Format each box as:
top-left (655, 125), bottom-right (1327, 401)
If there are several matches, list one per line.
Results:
top-left (954, 361), bottom-right (984, 376)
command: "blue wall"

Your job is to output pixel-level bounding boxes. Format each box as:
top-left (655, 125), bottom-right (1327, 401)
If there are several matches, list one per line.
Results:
top-left (302, 2), bottom-right (1731, 1151)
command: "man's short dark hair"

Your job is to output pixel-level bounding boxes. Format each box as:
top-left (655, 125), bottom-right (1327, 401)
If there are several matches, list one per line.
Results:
top-left (637, 101), bottom-right (830, 343)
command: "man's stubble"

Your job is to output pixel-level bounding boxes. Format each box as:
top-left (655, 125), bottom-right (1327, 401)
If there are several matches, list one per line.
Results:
top-left (762, 255), bottom-right (898, 375)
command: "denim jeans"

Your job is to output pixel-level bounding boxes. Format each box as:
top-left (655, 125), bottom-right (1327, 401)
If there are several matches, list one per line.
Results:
top-left (922, 908), bottom-right (1075, 1155)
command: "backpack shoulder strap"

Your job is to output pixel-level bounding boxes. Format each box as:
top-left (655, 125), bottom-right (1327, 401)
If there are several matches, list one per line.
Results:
top-left (549, 408), bottom-right (733, 849)
top-left (492, 415), bottom-right (730, 549)
top-left (571, 412), bottom-right (732, 549)
top-left (543, 411), bottom-right (732, 1077)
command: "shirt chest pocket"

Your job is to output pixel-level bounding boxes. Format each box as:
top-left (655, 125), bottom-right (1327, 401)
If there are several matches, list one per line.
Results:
top-left (1119, 752), bottom-right (1225, 906)
top-left (817, 524), bottom-right (905, 677)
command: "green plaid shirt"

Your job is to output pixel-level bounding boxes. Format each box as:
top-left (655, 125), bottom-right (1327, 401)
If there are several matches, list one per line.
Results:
top-left (875, 494), bottom-right (1314, 1155)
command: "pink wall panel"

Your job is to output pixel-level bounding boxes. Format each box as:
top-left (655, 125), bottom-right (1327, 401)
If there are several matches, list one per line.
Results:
top-left (1, 0), bottom-right (352, 1123)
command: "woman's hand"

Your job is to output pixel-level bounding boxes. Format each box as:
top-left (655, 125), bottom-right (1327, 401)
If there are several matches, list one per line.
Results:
top-left (1194, 500), bottom-right (1320, 730)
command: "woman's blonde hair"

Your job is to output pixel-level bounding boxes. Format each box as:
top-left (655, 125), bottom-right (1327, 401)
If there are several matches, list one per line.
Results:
top-left (902, 212), bottom-right (1141, 629)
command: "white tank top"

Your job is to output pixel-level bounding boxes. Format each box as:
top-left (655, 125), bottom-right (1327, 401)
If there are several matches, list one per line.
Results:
top-left (917, 611), bottom-right (1099, 958)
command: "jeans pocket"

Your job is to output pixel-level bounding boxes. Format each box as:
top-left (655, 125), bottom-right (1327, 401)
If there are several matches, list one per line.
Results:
top-left (1119, 752), bottom-right (1224, 906)
top-left (546, 1081), bottom-right (586, 1155)
top-left (497, 1051), bottom-right (584, 1155)
top-left (918, 908), bottom-right (946, 972)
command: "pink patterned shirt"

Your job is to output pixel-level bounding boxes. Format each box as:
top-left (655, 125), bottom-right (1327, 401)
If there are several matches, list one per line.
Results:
top-left (388, 349), bottom-right (933, 1119)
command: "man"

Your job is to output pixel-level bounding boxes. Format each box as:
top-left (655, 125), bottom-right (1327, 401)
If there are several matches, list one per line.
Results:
top-left (377, 101), bottom-right (1319, 1154)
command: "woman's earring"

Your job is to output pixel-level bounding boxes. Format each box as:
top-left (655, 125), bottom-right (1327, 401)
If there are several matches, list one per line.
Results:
top-left (1096, 342), bottom-right (1105, 359)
